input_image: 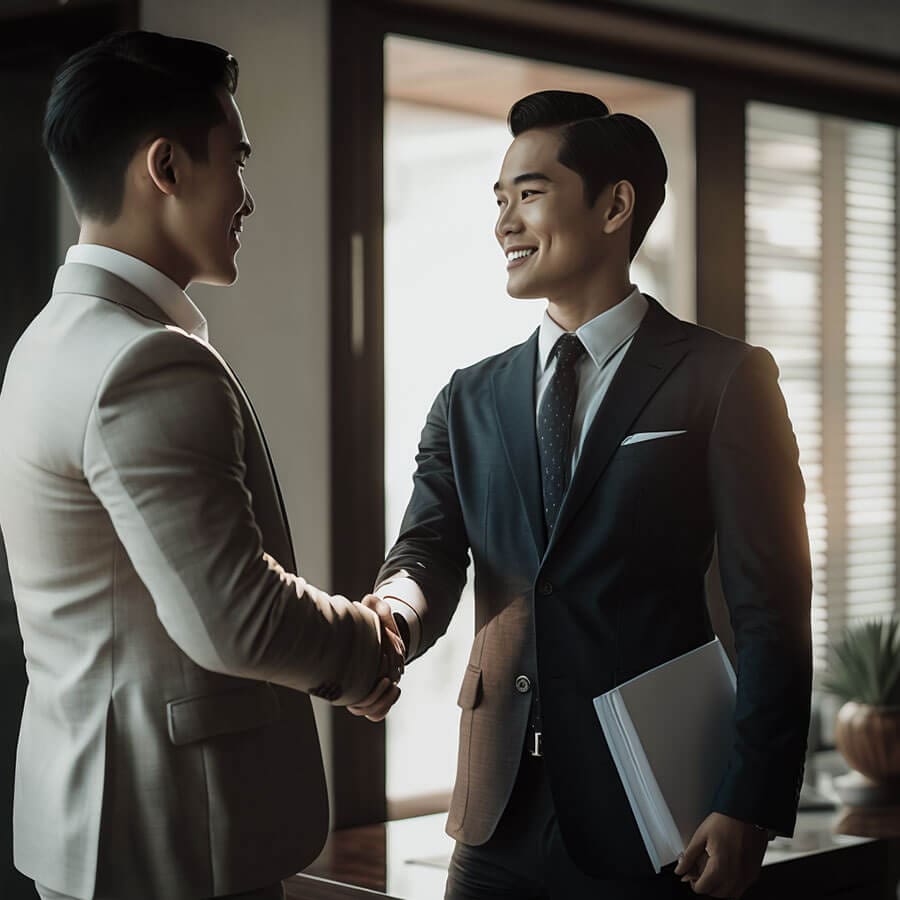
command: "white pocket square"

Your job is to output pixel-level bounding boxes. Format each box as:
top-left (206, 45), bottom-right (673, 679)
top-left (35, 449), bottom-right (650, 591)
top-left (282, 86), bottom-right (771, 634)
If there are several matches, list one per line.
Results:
top-left (620, 430), bottom-right (687, 446)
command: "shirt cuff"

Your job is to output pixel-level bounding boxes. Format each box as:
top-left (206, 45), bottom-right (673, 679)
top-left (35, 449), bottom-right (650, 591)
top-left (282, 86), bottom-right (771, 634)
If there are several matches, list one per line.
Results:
top-left (375, 573), bottom-right (424, 660)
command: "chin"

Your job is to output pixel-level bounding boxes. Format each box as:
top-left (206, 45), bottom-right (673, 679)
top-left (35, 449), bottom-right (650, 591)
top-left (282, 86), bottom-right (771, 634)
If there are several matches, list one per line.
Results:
top-left (197, 260), bottom-right (239, 287)
top-left (506, 278), bottom-right (546, 301)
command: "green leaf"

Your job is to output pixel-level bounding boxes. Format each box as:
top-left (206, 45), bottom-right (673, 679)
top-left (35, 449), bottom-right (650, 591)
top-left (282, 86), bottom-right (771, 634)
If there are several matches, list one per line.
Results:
top-left (823, 616), bottom-right (900, 706)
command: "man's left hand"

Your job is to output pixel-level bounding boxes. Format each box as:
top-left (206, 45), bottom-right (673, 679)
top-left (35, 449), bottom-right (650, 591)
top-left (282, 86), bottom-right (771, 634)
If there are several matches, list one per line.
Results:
top-left (674, 812), bottom-right (768, 898)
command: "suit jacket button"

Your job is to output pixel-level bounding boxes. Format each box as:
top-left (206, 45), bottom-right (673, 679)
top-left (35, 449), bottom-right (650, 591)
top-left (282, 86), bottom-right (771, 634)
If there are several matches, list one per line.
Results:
top-left (515, 675), bottom-right (532, 694)
top-left (538, 580), bottom-right (553, 596)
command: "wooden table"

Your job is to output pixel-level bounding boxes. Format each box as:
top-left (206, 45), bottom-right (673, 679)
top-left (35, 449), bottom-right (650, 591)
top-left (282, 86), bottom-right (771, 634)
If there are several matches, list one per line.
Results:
top-left (285, 809), bottom-right (900, 900)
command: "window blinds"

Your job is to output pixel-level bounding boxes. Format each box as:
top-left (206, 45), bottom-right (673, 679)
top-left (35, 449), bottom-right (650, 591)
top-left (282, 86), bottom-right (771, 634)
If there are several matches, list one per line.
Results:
top-left (844, 123), bottom-right (896, 626)
top-left (746, 102), bottom-right (898, 673)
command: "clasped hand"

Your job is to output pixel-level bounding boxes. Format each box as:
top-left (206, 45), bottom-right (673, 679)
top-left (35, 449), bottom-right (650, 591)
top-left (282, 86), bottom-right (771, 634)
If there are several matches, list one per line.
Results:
top-left (347, 595), bottom-right (406, 721)
top-left (673, 812), bottom-right (768, 898)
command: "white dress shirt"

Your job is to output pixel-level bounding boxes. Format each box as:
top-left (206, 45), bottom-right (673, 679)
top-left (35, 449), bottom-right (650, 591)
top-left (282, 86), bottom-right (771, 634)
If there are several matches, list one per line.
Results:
top-left (379, 288), bottom-right (649, 658)
top-left (65, 244), bottom-right (209, 341)
top-left (537, 285), bottom-right (647, 476)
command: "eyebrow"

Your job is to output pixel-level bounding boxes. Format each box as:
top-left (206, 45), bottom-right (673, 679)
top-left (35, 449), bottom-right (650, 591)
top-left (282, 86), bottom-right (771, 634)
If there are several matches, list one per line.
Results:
top-left (236, 141), bottom-right (252, 158)
top-left (493, 172), bottom-right (552, 192)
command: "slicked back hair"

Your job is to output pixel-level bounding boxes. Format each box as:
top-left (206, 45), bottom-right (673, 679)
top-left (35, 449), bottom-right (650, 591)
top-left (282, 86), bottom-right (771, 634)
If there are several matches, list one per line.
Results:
top-left (44, 30), bottom-right (239, 223)
top-left (508, 90), bottom-right (667, 259)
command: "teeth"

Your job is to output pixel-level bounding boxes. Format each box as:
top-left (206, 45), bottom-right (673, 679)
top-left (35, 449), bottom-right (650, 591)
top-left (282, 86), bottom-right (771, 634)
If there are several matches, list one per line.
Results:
top-left (507, 248), bottom-right (536, 261)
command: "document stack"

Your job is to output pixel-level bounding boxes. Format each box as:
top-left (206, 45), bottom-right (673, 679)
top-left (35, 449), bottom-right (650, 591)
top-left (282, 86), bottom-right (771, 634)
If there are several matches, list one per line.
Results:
top-left (593, 638), bottom-right (737, 872)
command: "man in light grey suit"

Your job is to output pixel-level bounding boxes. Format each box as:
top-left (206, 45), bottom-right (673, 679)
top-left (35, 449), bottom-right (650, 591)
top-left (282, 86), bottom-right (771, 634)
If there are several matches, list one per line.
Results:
top-left (0, 31), bottom-right (404, 900)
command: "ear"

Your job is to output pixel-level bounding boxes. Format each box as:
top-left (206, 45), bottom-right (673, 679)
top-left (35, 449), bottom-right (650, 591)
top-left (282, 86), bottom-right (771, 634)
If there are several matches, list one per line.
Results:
top-left (602, 179), bottom-right (636, 237)
top-left (145, 137), bottom-right (180, 197)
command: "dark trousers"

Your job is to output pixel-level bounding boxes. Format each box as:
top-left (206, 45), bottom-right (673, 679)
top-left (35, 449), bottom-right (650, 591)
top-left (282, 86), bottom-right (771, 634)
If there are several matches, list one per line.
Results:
top-left (445, 751), bottom-right (696, 900)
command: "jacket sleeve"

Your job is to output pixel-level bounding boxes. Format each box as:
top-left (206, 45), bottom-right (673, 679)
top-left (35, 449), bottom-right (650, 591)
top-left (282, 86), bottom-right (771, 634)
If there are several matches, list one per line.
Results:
top-left (83, 329), bottom-right (381, 707)
top-left (375, 378), bottom-right (470, 661)
top-left (708, 345), bottom-right (813, 836)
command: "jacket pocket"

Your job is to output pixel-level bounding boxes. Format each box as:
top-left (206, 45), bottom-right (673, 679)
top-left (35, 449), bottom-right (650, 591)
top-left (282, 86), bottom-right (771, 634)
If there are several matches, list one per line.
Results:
top-left (166, 682), bottom-right (281, 746)
top-left (456, 664), bottom-right (483, 710)
top-left (620, 429), bottom-right (687, 446)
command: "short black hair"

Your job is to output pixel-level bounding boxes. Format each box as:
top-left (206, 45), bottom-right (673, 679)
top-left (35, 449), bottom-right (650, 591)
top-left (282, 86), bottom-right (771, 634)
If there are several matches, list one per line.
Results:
top-left (508, 90), bottom-right (667, 259)
top-left (44, 30), bottom-right (239, 223)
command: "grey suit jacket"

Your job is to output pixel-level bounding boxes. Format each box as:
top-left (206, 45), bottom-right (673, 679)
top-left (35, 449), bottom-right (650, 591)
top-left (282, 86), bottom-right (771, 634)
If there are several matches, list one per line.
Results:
top-left (0, 263), bottom-right (382, 899)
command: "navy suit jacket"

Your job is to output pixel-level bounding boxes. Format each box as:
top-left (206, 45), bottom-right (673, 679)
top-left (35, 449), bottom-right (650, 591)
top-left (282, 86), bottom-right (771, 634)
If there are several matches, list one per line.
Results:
top-left (379, 296), bottom-right (812, 877)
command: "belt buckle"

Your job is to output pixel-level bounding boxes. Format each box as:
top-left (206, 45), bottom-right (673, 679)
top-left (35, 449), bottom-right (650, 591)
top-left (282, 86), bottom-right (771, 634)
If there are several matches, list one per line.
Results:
top-left (529, 730), bottom-right (543, 758)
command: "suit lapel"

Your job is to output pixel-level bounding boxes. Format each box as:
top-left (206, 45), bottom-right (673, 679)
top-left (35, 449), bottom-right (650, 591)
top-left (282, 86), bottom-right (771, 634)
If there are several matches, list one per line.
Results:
top-left (202, 345), bottom-right (298, 572)
top-left (54, 263), bottom-right (298, 571)
top-left (492, 330), bottom-right (545, 560)
top-left (547, 296), bottom-right (690, 556)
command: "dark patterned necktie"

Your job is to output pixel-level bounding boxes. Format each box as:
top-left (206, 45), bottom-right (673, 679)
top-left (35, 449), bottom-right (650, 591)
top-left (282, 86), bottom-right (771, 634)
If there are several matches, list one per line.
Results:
top-left (537, 333), bottom-right (587, 533)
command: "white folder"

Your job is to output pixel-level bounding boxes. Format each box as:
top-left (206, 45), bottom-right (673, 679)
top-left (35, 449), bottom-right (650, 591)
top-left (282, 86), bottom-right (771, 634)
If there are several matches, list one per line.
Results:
top-left (593, 638), bottom-right (737, 873)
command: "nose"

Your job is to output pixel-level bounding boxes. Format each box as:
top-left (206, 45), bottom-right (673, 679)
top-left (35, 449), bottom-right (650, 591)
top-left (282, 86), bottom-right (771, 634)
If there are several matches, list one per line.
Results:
top-left (495, 201), bottom-right (520, 242)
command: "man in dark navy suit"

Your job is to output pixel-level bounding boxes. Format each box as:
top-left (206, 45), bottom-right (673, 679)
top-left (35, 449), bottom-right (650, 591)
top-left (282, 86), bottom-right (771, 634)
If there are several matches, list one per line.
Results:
top-left (358, 90), bottom-right (812, 899)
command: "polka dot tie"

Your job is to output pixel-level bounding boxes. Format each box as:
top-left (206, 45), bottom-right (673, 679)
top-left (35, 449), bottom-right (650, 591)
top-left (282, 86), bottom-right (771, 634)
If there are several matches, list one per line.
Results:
top-left (537, 333), bottom-right (587, 534)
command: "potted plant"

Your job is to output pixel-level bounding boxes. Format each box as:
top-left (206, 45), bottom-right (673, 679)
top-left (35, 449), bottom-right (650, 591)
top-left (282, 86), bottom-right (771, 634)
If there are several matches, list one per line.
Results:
top-left (823, 616), bottom-right (900, 792)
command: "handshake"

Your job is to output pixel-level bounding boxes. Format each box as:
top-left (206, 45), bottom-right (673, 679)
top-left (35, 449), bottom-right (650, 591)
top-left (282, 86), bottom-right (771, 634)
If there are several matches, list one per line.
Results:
top-left (347, 595), bottom-right (407, 722)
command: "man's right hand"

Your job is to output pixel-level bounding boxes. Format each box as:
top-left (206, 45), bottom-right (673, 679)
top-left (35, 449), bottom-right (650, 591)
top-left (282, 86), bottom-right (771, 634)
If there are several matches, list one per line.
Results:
top-left (347, 595), bottom-right (406, 721)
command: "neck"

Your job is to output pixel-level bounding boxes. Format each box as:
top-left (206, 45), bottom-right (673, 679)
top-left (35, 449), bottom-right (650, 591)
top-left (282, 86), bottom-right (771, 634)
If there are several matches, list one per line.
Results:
top-left (546, 267), bottom-right (634, 332)
top-left (78, 221), bottom-right (191, 290)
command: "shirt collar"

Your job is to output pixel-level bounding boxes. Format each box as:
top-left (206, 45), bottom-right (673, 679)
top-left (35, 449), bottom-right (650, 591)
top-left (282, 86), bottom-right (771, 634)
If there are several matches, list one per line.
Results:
top-left (538, 286), bottom-right (648, 374)
top-left (64, 244), bottom-right (209, 341)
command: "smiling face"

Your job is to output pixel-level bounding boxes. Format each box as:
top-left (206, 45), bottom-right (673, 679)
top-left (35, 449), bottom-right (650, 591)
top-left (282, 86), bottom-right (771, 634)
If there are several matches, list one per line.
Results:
top-left (494, 127), bottom-right (624, 304)
top-left (170, 89), bottom-right (255, 286)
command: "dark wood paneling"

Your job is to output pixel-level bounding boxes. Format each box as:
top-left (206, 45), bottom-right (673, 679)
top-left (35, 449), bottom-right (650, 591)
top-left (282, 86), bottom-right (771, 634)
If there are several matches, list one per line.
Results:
top-left (695, 92), bottom-right (746, 339)
top-left (694, 92), bottom-right (746, 669)
top-left (329, 0), bottom-right (389, 829)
